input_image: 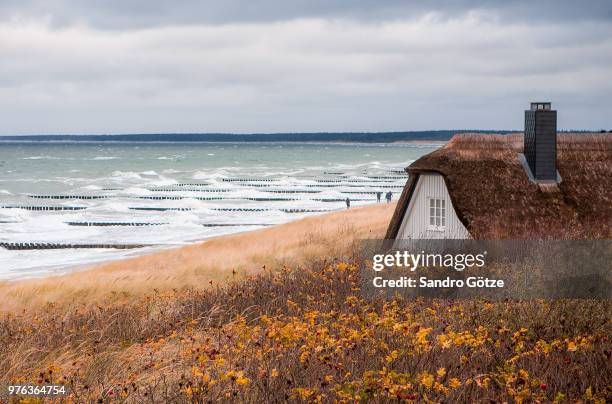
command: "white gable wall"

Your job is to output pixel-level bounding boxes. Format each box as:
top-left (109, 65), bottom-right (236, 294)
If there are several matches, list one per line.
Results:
top-left (396, 173), bottom-right (469, 239)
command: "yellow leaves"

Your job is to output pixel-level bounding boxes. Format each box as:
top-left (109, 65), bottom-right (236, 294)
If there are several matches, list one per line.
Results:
top-left (268, 320), bottom-right (309, 345)
top-left (535, 339), bottom-right (551, 354)
top-left (336, 262), bottom-right (356, 272)
top-left (565, 336), bottom-right (591, 352)
top-left (437, 334), bottom-right (452, 349)
top-left (292, 387), bottom-right (316, 400)
top-left (443, 329), bottom-right (487, 349)
top-left (414, 327), bottom-right (433, 352)
top-left (391, 321), bottom-right (408, 334)
top-left (223, 370), bottom-right (250, 385)
top-left (129, 281), bottom-right (603, 403)
top-left (448, 378), bottom-right (461, 389)
top-left (191, 365), bottom-right (211, 383)
top-left (20, 398), bottom-right (45, 404)
top-left (235, 375), bottom-right (250, 385)
top-left (385, 350), bottom-right (399, 363)
top-left (299, 349), bottom-right (310, 364)
top-left (512, 327), bottom-right (528, 343)
top-left (191, 366), bottom-right (202, 378)
top-left (336, 262), bottom-right (349, 272)
top-left (345, 296), bottom-right (359, 307)
top-left (476, 377), bottom-right (491, 389)
top-left (416, 327), bottom-right (432, 343)
top-left (420, 372), bottom-right (434, 389)
top-left (434, 381), bottom-right (449, 395)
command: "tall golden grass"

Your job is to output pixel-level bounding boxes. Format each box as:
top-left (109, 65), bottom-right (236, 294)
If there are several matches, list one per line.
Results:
top-left (1, 250), bottom-right (608, 402)
top-left (0, 203), bottom-right (396, 313)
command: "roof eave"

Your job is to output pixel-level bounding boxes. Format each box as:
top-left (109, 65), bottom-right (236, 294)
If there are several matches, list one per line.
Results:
top-left (386, 168), bottom-right (472, 239)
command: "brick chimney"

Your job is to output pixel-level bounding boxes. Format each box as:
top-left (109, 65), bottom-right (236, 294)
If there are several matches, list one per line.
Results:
top-left (524, 102), bottom-right (557, 181)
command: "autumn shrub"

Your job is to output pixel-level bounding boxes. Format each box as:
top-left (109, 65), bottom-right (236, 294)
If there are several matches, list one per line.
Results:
top-left (0, 258), bottom-right (610, 403)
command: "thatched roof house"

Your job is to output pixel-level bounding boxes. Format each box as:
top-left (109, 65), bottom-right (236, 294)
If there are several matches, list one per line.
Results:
top-left (386, 133), bottom-right (611, 239)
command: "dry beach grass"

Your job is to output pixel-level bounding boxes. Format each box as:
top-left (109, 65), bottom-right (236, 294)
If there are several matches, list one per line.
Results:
top-left (1, 253), bottom-right (609, 402)
top-left (0, 203), bottom-right (396, 313)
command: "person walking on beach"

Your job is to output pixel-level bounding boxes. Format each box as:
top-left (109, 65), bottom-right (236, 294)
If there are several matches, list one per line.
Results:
top-left (345, 197), bottom-right (351, 209)
top-left (386, 191), bottom-right (392, 203)
top-left (376, 191), bottom-right (382, 203)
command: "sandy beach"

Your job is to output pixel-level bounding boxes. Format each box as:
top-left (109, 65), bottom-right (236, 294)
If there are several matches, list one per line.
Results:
top-left (0, 203), bottom-right (396, 313)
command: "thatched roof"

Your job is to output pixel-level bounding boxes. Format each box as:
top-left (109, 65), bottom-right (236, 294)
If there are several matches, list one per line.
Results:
top-left (386, 133), bottom-right (612, 239)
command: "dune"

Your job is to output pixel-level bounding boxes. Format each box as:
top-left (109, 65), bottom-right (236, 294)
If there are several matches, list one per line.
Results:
top-left (0, 203), bottom-right (396, 313)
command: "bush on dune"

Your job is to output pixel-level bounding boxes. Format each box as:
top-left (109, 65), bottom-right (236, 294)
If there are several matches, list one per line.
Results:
top-left (1, 256), bottom-right (610, 403)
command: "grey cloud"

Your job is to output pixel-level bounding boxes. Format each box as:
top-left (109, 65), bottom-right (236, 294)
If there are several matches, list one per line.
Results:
top-left (0, 0), bottom-right (611, 29)
top-left (0, 14), bottom-right (610, 134)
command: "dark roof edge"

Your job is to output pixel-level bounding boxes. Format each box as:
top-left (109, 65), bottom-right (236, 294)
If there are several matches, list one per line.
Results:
top-left (384, 174), bottom-right (418, 239)
top-left (385, 168), bottom-right (471, 239)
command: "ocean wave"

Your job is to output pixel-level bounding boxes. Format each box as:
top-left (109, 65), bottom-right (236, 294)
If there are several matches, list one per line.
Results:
top-left (0, 143), bottom-right (425, 279)
top-left (111, 171), bottom-right (142, 180)
top-left (122, 187), bottom-right (153, 196)
top-left (21, 155), bottom-right (63, 160)
top-left (92, 156), bottom-right (120, 160)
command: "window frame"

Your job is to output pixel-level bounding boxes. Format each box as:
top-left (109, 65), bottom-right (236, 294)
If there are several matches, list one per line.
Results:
top-left (428, 197), bottom-right (446, 231)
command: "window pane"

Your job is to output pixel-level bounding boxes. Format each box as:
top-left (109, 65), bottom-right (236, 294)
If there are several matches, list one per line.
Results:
top-left (436, 217), bottom-right (440, 226)
top-left (441, 216), bottom-right (446, 226)
top-left (430, 199), bottom-right (435, 208)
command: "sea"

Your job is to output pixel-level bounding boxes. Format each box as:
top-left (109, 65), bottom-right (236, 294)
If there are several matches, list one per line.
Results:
top-left (0, 142), bottom-right (438, 279)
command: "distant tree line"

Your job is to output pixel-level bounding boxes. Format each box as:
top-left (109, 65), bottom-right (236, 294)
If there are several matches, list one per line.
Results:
top-left (0, 130), bottom-right (520, 143)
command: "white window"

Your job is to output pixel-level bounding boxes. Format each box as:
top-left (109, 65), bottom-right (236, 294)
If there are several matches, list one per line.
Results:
top-left (429, 198), bottom-right (446, 229)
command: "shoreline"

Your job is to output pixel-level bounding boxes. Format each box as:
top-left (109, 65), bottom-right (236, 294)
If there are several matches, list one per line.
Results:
top-left (0, 203), bottom-right (396, 313)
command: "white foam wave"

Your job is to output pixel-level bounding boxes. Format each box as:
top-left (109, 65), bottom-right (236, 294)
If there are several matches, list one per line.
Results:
top-left (21, 155), bottom-right (61, 160)
top-left (111, 171), bottom-right (142, 180)
top-left (92, 156), bottom-right (120, 160)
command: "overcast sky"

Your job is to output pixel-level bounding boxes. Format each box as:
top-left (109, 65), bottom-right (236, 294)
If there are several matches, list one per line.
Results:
top-left (1, 1), bottom-right (611, 134)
